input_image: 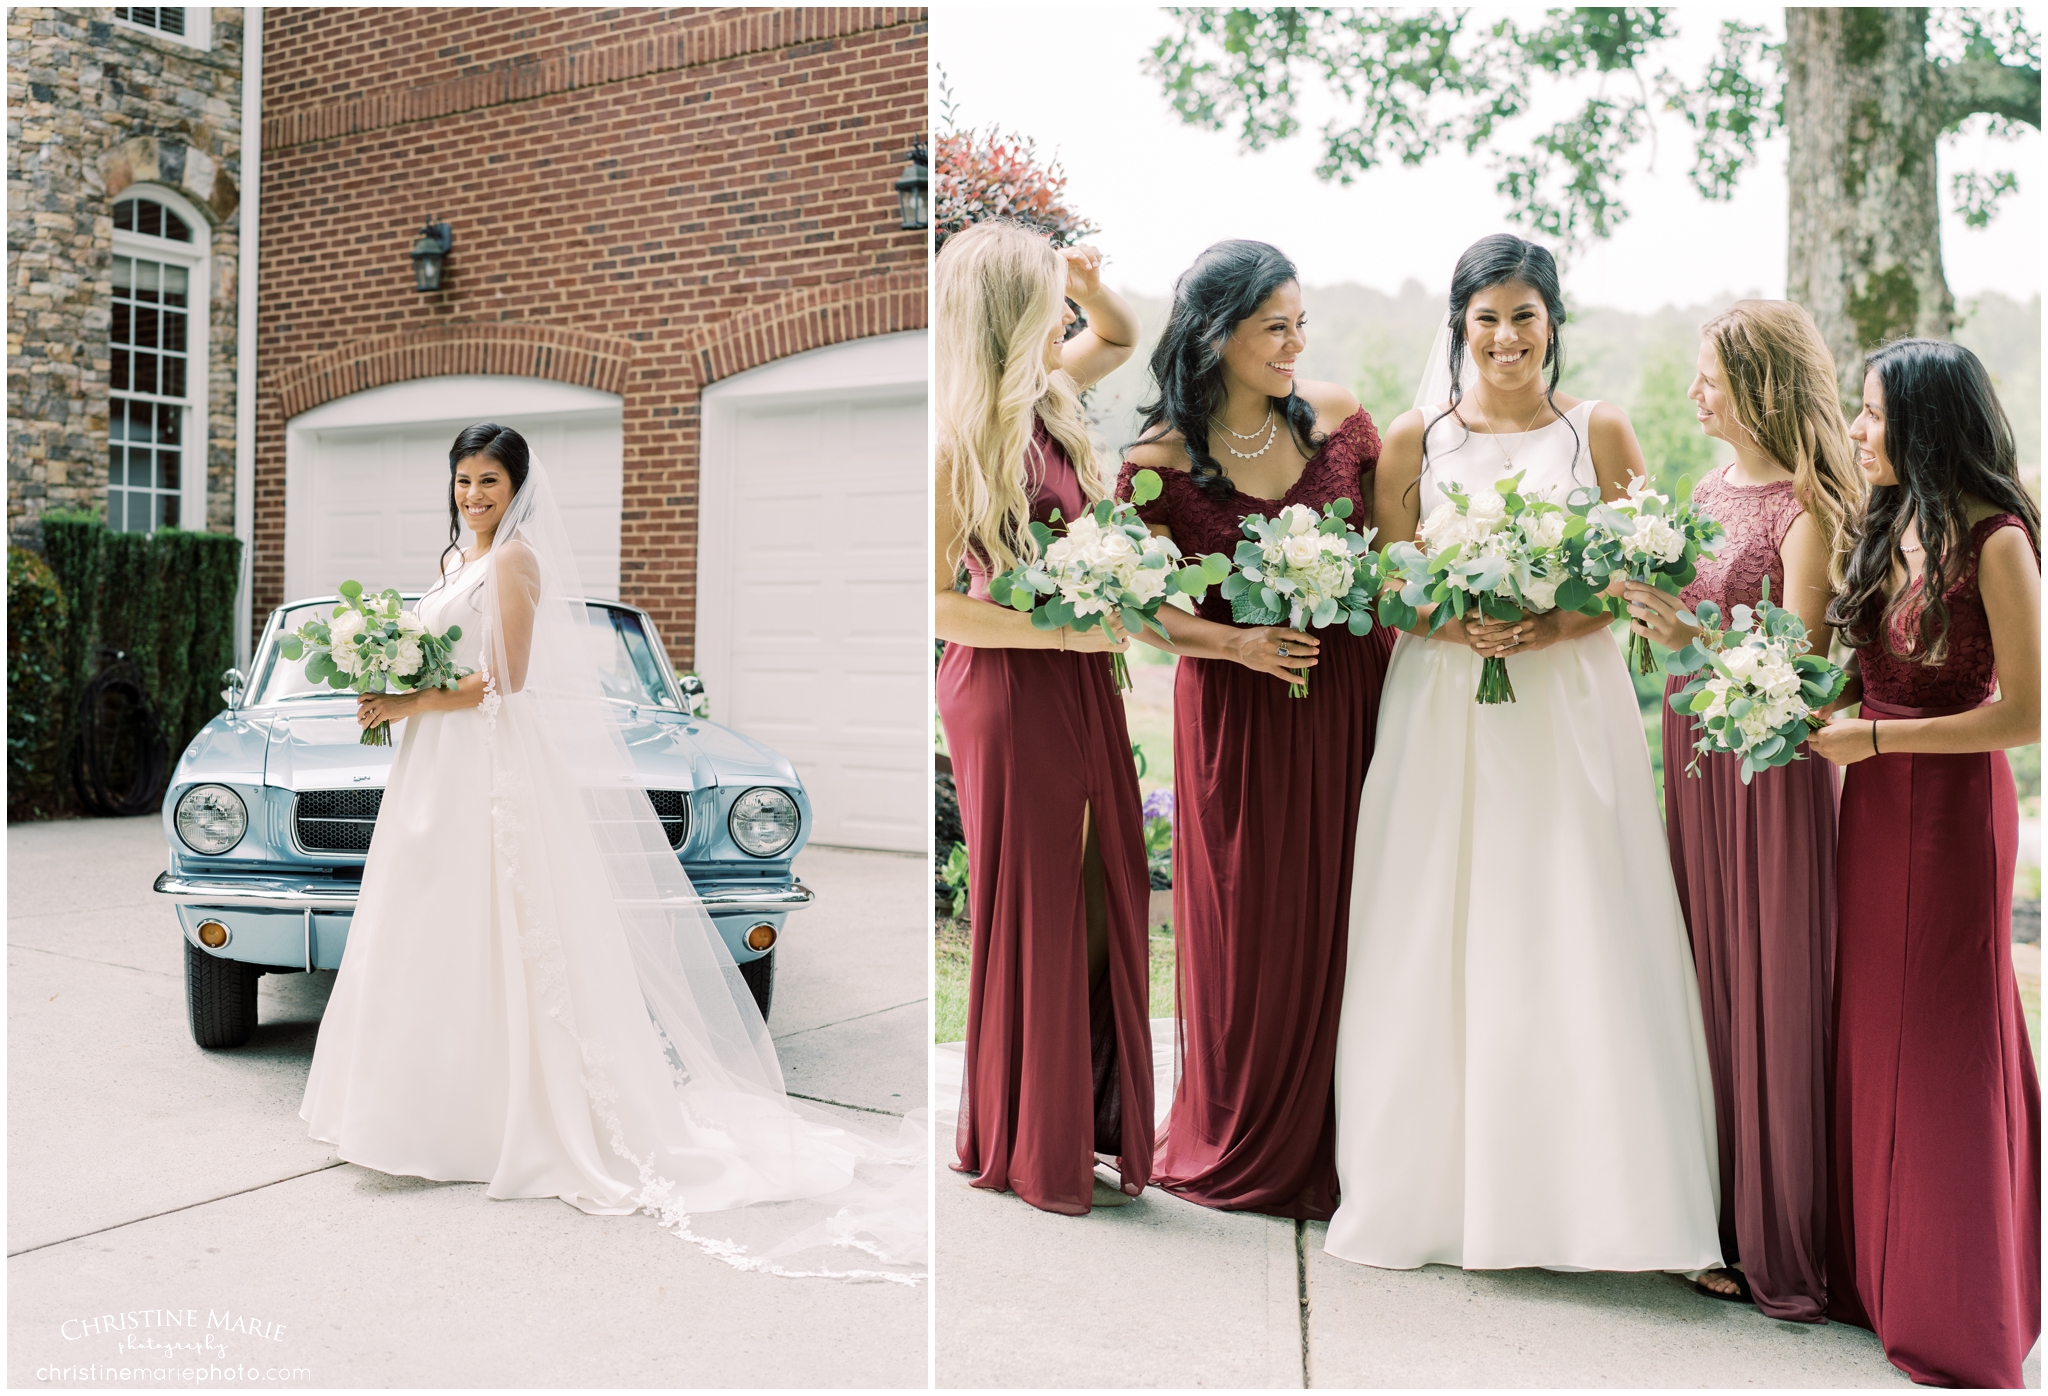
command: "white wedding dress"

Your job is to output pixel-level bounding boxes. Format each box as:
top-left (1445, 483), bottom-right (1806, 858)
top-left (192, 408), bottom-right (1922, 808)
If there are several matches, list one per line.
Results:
top-left (302, 461), bottom-right (922, 1282)
top-left (1325, 401), bottom-right (1723, 1273)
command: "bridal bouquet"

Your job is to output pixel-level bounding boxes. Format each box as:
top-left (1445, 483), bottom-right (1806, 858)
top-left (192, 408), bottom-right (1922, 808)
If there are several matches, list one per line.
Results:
top-left (1377, 471), bottom-right (1589, 704)
top-left (1664, 577), bottom-right (1847, 783)
top-left (987, 468), bottom-right (1230, 692)
top-left (1568, 476), bottom-right (1724, 674)
top-left (1218, 497), bottom-right (1382, 698)
top-left (278, 580), bottom-right (469, 746)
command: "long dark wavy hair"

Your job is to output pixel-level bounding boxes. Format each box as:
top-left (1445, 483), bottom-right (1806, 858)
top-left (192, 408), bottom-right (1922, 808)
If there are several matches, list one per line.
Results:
top-left (1826, 338), bottom-right (2039, 663)
top-left (1133, 240), bottom-right (1320, 501)
top-left (435, 421), bottom-right (531, 583)
top-left (1420, 234), bottom-right (1576, 504)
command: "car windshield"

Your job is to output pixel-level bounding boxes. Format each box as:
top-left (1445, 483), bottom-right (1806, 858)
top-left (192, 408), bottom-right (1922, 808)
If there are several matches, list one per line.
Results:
top-left (248, 601), bottom-right (680, 709)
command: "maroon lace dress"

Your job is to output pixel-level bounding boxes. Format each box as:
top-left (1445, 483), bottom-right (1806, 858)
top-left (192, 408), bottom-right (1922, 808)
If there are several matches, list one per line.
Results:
top-left (1118, 409), bottom-right (1396, 1219)
top-left (1659, 468), bottom-right (1836, 1322)
top-left (1826, 513), bottom-right (2040, 1386)
top-left (936, 421), bottom-right (1153, 1215)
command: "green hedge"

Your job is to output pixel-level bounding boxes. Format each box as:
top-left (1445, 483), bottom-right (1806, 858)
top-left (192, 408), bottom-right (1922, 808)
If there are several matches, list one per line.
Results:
top-left (16, 515), bottom-right (243, 820)
top-left (8, 547), bottom-right (71, 820)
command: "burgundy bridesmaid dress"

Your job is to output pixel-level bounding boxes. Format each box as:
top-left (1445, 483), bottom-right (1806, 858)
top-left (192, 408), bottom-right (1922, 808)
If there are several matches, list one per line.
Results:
top-left (1826, 513), bottom-right (2040, 1387)
top-left (937, 420), bottom-right (1154, 1215)
top-left (1118, 409), bottom-right (1395, 1220)
top-left (1660, 468), bottom-right (1835, 1322)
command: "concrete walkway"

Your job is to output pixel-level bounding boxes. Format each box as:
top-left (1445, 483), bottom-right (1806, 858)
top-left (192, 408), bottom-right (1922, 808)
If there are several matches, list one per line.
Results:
top-left (935, 1037), bottom-right (2041, 1390)
top-left (8, 816), bottom-right (928, 1388)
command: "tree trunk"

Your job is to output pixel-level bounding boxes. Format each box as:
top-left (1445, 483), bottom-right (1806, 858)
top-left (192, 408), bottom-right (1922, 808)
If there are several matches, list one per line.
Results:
top-left (1783, 8), bottom-right (1955, 405)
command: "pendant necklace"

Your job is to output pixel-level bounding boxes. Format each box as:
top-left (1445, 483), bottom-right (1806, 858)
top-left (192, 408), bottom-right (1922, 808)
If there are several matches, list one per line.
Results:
top-left (1217, 409), bottom-right (1277, 460)
top-left (1465, 394), bottom-right (1547, 473)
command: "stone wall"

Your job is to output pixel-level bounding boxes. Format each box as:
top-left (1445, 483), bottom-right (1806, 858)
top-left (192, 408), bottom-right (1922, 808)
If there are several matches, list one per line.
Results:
top-left (251, 6), bottom-right (928, 656)
top-left (6, 7), bottom-right (245, 546)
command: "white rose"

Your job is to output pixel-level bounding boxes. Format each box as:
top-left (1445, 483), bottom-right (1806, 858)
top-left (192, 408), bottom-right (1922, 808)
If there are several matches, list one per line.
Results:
top-left (1419, 499), bottom-right (1470, 553)
top-left (1526, 512), bottom-right (1567, 550)
top-left (1282, 504), bottom-right (1319, 536)
top-left (1634, 517), bottom-right (1686, 564)
top-left (394, 639), bottom-right (424, 677)
top-left (1466, 489), bottom-right (1507, 527)
top-left (1281, 533), bottom-right (1324, 570)
top-left (1123, 567), bottom-right (1169, 605)
top-left (1721, 644), bottom-right (1762, 683)
top-left (1521, 573), bottom-right (1561, 611)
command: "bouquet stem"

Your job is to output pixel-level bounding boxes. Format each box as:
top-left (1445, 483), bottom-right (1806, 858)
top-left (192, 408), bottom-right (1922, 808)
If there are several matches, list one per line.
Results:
top-left (1476, 655), bottom-right (1517, 704)
top-left (360, 720), bottom-right (392, 747)
top-left (1627, 630), bottom-right (1658, 676)
top-left (1109, 650), bottom-right (1131, 693)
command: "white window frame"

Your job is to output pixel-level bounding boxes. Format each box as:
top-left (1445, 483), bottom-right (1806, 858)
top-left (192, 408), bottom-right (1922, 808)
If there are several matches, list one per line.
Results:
top-left (109, 6), bottom-right (211, 52)
top-left (110, 183), bottom-right (209, 534)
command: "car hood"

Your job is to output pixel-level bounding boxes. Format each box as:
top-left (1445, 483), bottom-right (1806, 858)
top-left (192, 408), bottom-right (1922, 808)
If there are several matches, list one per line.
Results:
top-left (233, 699), bottom-right (796, 792)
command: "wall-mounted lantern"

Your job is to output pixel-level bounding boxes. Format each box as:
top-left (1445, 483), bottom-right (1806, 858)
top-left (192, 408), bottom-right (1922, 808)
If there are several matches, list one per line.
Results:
top-left (410, 219), bottom-right (453, 292)
top-left (895, 141), bottom-right (929, 232)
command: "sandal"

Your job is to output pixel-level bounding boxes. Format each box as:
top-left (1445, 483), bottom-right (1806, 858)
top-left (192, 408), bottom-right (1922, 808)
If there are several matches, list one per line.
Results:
top-left (1691, 1267), bottom-right (1753, 1304)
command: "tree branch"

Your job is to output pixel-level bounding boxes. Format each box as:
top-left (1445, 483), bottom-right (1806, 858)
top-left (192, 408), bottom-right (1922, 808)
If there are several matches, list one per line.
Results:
top-left (1938, 54), bottom-right (2041, 129)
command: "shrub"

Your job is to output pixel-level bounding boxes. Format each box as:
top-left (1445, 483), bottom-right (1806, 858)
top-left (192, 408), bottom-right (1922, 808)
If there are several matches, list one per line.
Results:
top-left (933, 128), bottom-right (1100, 253)
top-left (8, 548), bottom-right (71, 820)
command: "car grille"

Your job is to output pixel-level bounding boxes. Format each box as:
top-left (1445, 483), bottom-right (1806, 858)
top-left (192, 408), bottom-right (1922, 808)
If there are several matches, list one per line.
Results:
top-left (647, 789), bottom-right (689, 850)
top-left (294, 789), bottom-right (382, 853)
top-left (293, 787), bottom-right (689, 852)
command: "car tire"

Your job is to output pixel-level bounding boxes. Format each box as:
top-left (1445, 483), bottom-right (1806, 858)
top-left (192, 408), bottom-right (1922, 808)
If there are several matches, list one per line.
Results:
top-left (740, 947), bottom-right (774, 1021)
top-left (186, 939), bottom-right (260, 1049)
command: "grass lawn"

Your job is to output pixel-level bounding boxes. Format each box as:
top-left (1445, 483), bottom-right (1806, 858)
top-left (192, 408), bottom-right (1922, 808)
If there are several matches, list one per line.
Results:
top-left (933, 917), bottom-right (1179, 1045)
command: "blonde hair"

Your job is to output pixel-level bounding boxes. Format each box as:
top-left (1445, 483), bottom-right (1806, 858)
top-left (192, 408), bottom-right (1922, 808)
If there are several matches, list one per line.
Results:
top-left (935, 220), bottom-right (1102, 577)
top-left (1701, 300), bottom-right (1867, 591)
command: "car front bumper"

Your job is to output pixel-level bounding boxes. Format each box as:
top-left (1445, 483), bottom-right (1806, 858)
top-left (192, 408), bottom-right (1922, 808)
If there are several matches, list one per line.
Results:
top-left (157, 870), bottom-right (813, 971)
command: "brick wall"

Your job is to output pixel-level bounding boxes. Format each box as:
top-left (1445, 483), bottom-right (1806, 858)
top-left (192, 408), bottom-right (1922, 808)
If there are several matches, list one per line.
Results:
top-left (6, 7), bottom-right (246, 546)
top-left (255, 5), bottom-right (929, 661)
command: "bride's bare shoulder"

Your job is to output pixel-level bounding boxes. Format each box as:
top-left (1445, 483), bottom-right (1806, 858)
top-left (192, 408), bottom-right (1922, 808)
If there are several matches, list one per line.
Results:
top-left (1122, 432), bottom-right (1188, 474)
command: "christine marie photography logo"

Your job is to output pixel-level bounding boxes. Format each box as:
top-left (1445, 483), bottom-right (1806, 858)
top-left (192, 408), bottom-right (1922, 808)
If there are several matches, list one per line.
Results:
top-left (36, 1308), bottom-right (311, 1385)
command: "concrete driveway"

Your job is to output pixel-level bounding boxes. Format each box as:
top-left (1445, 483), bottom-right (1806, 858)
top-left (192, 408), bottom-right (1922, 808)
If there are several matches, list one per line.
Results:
top-left (935, 1040), bottom-right (2041, 1390)
top-left (8, 816), bottom-right (928, 1389)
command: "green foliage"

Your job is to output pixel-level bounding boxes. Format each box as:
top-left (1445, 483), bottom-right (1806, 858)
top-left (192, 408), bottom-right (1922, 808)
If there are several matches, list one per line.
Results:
top-left (940, 841), bottom-right (971, 920)
top-left (1145, 7), bottom-right (2040, 253)
top-left (11, 518), bottom-right (243, 817)
top-left (8, 548), bottom-right (71, 820)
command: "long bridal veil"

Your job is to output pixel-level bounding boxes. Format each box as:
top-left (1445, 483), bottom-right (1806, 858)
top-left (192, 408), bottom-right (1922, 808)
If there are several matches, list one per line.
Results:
top-left (470, 453), bottom-right (925, 1283)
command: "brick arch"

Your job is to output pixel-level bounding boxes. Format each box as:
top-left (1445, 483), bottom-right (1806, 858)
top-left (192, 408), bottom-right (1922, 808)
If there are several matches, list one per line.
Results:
top-left (679, 272), bottom-right (926, 390)
top-left (269, 322), bottom-right (635, 420)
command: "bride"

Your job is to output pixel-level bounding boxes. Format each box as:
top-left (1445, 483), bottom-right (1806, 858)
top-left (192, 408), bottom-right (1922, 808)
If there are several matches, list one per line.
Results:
top-left (300, 422), bottom-right (922, 1282)
top-left (1325, 236), bottom-right (1721, 1274)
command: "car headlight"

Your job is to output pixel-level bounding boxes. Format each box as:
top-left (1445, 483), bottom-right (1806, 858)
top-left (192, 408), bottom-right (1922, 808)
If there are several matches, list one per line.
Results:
top-left (728, 787), bottom-right (799, 858)
top-left (175, 784), bottom-right (248, 855)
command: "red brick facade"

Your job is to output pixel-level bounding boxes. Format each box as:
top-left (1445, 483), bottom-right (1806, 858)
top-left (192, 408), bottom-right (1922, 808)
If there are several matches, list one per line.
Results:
top-left (255, 5), bottom-right (927, 657)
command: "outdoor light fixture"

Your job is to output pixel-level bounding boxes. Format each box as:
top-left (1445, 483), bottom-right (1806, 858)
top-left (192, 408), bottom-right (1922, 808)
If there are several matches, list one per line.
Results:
top-left (410, 219), bottom-right (453, 292)
top-left (895, 140), bottom-right (929, 231)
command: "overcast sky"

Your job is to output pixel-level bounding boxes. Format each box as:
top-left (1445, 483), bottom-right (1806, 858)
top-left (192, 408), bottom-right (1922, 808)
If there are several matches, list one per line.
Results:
top-left (934, 5), bottom-right (2042, 314)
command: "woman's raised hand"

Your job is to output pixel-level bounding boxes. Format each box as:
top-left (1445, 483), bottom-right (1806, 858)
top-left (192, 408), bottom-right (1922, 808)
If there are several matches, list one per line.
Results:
top-left (1059, 244), bottom-right (1105, 302)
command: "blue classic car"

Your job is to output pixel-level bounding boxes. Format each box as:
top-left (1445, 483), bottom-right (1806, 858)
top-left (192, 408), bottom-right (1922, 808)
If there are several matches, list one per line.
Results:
top-left (156, 594), bottom-right (813, 1048)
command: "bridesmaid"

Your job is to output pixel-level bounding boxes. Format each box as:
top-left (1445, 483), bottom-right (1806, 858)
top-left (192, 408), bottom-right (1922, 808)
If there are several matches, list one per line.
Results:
top-left (1118, 240), bottom-right (1394, 1219)
top-left (1809, 338), bottom-right (2040, 1387)
top-left (933, 220), bottom-right (1154, 1215)
top-left (1623, 300), bottom-right (1865, 1318)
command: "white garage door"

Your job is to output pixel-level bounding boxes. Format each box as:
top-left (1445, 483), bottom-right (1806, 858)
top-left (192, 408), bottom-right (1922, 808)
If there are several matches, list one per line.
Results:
top-left (284, 376), bottom-right (623, 604)
top-left (697, 333), bottom-right (926, 853)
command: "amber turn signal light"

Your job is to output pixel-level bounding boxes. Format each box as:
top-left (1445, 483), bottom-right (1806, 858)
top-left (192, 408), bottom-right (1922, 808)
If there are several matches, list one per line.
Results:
top-left (196, 920), bottom-right (230, 948)
top-left (745, 922), bottom-right (777, 952)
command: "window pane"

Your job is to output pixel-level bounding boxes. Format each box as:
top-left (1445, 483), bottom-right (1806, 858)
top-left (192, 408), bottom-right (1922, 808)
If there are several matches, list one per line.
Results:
top-left (132, 353), bottom-right (157, 396)
top-left (134, 261), bottom-right (159, 301)
top-left (157, 451), bottom-right (179, 492)
top-left (114, 201), bottom-right (133, 233)
top-left (111, 302), bottom-right (130, 346)
top-left (159, 8), bottom-right (184, 36)
top-left (159, 492), bottom-right (179, 530)
top-left (161, 264), bottom-right (188, 304)
top-left (161, 309), bottom-right (186, 353)
top-left (107, 490), bottom-right (126, 533)
top-left (161, 354), bottom-right (185, 399)
top-left (110, 348), bottom-right (129, 392)
top-left (134, 305), bottom-right (158, 349)
top-left (156, 402), bottom-right (181, 444)
top-left (108, 446), bottom-right (125, 487)
top-left (112, 256), bottom-right (132, 292)
top-left (164, 207), bottom-right (191, 241)
top-left (138, 200), bottom-right (161, 239)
